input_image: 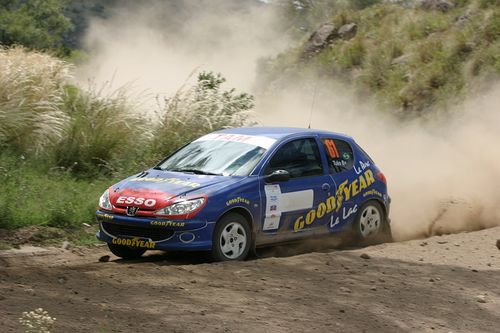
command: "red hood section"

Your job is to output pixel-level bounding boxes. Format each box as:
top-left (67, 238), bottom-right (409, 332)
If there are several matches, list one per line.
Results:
top-left (109, 188), bottom-right (174, 212)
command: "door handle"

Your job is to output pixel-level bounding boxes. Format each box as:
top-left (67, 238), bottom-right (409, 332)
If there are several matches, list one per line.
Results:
top-left (322, 183), bottom-right (330, 191)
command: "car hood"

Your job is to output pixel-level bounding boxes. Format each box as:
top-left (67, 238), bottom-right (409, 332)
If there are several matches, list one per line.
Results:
top-left (109, 169), bottom-right (243, 210)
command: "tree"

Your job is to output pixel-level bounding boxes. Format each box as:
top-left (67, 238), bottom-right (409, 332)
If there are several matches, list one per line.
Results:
top-left (0, 0), bottom-right (72, 52)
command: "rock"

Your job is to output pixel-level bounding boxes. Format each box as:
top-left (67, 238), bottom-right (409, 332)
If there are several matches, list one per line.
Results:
top-left (303, 23), bottom-right (338, 57)
top-left (476, 295), bottom-right (487, 303)
top-left (420, 0), bottom-right (454, 12)
top-left (437, 241), bottom-right (448, 244)
top-left (61, 241), bottom-right (71, 250)
top-left (98, 255), bottom-right (110, 262)
top-left (339, 287), bottom-right (352, 293)
top-left (391, 53), bottom-right (412, 66)
top-left (370, 286), bottom-right (377, 291)
top-left (496, 239), bottom-right (500, 250)
top-left (338, 23), bottom-right (357, 40)
top-left (420, 241), bottom-right (428, 247)
top-left (360, 253), bottom-right (371, 259)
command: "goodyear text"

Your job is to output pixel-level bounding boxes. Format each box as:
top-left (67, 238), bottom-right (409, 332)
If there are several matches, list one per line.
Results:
top-left (111, 237), bottom-right (155, 249)
top-left (294, 169), bottom-right (375, 231)
top-left (150, 221), bottom-right (186, 228)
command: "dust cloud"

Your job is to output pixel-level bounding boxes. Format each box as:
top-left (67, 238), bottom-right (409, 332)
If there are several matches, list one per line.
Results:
top-left (77, 0), bottom-right (500, 241)
top-left (258, 82), bottom-right (500, 240)
top-left (76, 0), bottom-right (289, 95)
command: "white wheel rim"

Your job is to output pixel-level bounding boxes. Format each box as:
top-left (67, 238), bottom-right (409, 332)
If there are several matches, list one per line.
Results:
top-left (359, 205), bottom-right (381, 238)
top-left (220, 222), bottom-right (247, 259)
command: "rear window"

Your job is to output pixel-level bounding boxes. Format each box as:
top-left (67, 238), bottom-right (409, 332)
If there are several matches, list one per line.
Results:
top-left (321, 138), bottom-right (354, 173)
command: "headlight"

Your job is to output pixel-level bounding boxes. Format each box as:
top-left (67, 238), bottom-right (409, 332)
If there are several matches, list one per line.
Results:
top-left (154, 198), bottom-right (205, 217)
top-left (99, 189), bottom-right (112, 211)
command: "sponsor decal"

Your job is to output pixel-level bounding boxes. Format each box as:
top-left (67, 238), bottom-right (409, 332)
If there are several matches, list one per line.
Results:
top-left (116, 196), bottom-right (156, 207)
top-left (363, 189), bottom-right (383, 198)
top-left (111, 237), bottom-right (155, 249)
top-left (354, 160), bottom-right (371, 175)
top-left (263, 185), bottom-right (314, 231)
top-left (150, 220), bottom-right (186, 228)
top-left (332, 160), bottom-right (347, 167)
top-left (226, 196), bottom-right (250, 206)
top-left (195, 133), bottom-right (276, 149)
top-left (342, 204), bottom-right (358, 221)
top-left (129, 177), bottom-right (200, 188)
top-left (96, 213), bottom-right (114, 220)
top-left (324, 139), bottom-right (340, 158)
top-left (294, 169), bottom-right (376, 231)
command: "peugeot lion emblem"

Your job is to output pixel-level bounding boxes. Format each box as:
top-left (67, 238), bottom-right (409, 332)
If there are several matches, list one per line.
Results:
top-left (126, 206), bottom-right (139, 216)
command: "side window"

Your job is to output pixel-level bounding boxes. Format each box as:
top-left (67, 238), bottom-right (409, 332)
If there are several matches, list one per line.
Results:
top-left (265, 138), bottom-right (323, 178)
top-left (322, 138), bottom-right (354, 173)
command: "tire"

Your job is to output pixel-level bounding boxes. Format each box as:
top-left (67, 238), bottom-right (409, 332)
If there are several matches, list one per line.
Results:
top-left (108, 243), bottom-right (147, 259)
top-left (211, 213), bottom-right (251, 261)
top-left (353, 200), bottom-right (392, 245)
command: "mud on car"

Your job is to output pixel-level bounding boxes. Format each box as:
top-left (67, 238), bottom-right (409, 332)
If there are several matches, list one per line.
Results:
top-left (96, 127), bottom-right (391, 260)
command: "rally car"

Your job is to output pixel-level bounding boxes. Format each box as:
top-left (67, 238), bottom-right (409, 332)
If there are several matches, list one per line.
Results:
top-left (96, 127), bottom-right (391, 261)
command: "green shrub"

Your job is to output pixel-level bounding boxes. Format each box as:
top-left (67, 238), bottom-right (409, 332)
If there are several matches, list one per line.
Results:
top-left (151, 71), bottom-right (254, 159)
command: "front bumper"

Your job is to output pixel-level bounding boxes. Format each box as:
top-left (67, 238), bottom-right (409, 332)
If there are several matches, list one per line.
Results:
top-left (95, 210), bottom-right (215, 251)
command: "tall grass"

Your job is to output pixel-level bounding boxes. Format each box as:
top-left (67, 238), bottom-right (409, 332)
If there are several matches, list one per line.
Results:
top-left (54, 84), bottom-right (149, 177)
top-left (0, 48), bottom-right (254, 231)
top-left (0, 47), bottom-right (70, 154)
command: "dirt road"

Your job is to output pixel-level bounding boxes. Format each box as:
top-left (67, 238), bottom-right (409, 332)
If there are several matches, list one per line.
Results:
top-left (1, 227), bottom-right (500, 333)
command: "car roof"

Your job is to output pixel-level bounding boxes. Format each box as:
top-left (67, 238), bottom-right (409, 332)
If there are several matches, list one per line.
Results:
top-left (215, 126), bottom-right (354, 142)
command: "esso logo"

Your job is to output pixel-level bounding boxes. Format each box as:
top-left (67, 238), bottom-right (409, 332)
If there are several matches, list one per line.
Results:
top-left (116, 196), bottom-right (156, 207)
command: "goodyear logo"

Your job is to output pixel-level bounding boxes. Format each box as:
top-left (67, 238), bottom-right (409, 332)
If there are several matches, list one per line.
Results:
top-left (294, 169), bottom-right (376, 231)
top-left (226, 196), bottom-right (250, 206)
top-left (150, 221), bottom-right (185, 228)
top-left (129, 177), bottom-right (200, 188)
top-left (111, 237), bottom-right (155, 249)
top-left (96, 213), bottom-right (114, 220)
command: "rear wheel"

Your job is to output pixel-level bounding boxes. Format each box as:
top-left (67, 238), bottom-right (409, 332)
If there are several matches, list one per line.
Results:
top-left (108, 243), bottom-right (147, 259)
top-left (353, 200), bottom-right (392, 245)
top-left (211, 213), bottom-right (251, 261)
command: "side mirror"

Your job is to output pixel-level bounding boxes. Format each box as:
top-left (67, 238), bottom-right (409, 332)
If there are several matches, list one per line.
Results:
top-left (265, 170), bottom-right (290, 183)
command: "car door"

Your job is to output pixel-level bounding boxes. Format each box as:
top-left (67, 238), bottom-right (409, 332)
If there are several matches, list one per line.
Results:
top-left (320, 136), bottom-right (371, 232)
top-left (256, 137), bottom-right (335, 245)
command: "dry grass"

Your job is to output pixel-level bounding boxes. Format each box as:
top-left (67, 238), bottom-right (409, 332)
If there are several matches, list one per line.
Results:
top-left (0, 46), bottom-right (71, 154)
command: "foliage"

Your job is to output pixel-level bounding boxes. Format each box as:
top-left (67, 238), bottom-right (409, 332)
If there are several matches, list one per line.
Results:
top-left (54, 84), bottom-right (148, 177)
top-left (151, 71), bottom-right (254, 159)
top-left (0, 153), bottom-right (121, 230)
top-left (0, 48), bottom-right (254, 233)
top-left (0, 47), bottom-right (70, 154)
top-left (0, 0), bottom-right (72, 54)
top-left (19, 308), bottom-right (56, 333)
top-left (262, 0), bottom-right (500, 115)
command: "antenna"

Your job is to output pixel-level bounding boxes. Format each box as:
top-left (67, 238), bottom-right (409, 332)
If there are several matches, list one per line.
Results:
top-left (307, 83), bottom-right (318, 129)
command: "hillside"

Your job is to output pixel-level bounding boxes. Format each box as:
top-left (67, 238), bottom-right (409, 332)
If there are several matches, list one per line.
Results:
top-left (258, 0), bottom-right (500, 115)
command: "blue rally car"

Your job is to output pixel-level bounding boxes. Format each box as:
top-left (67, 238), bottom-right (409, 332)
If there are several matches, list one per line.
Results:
top-left (96, 127), bottom-right (391, 260)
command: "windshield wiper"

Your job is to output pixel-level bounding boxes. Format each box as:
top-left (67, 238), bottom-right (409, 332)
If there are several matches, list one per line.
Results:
top-left (169, 168), bottom-right (221, 176)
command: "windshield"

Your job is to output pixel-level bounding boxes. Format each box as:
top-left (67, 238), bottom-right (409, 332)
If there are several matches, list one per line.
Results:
top-left (157, 140), bottom-right (267, 176)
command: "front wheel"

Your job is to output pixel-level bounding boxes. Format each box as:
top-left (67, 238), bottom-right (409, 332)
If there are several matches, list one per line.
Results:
top-left (353, 201), bottom-right (392, 245)
top-left (211, 213), bottom-right (251, 261)
top-left (108, 243), bottom-right (147, 259)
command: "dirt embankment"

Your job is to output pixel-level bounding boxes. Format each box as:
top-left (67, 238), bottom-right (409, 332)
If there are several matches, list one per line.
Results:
top-left (1, 227), bottom-right (500, 333)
